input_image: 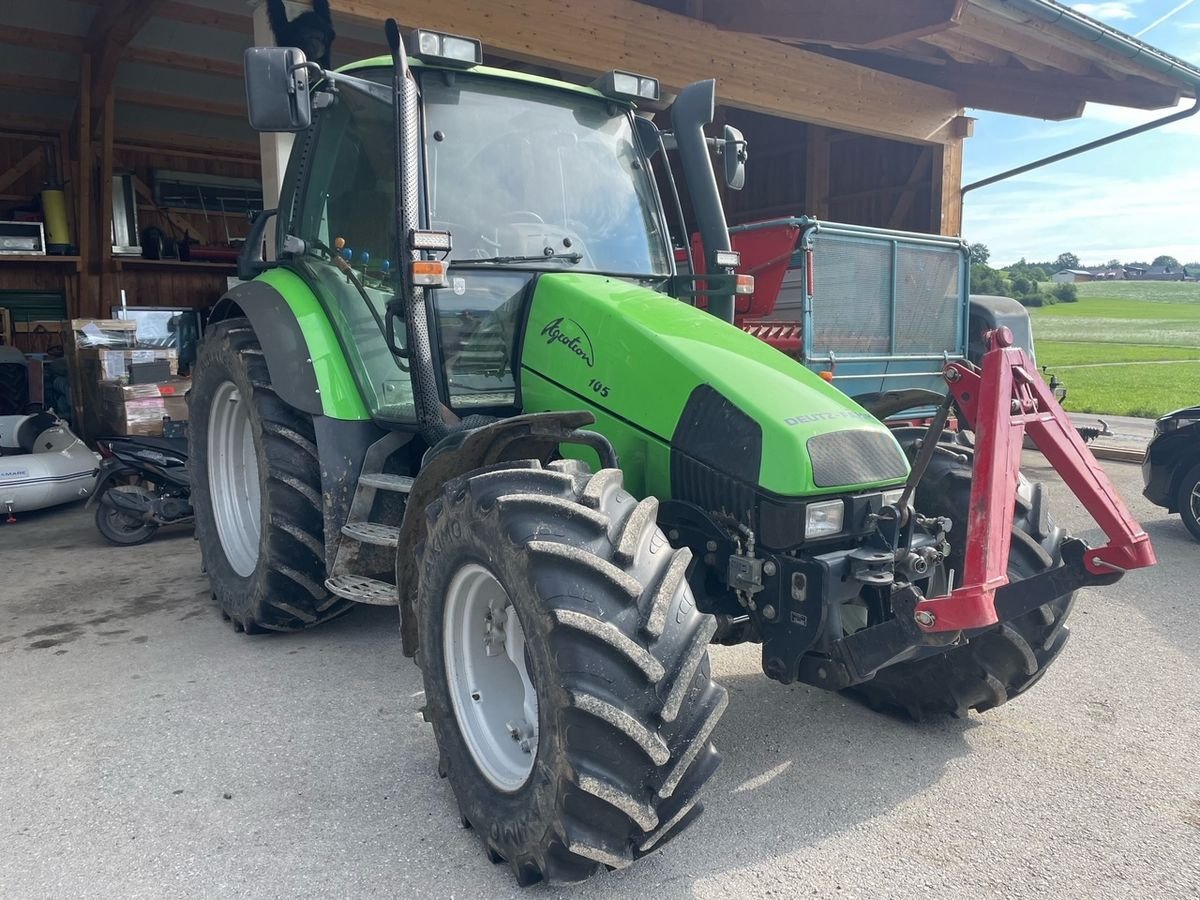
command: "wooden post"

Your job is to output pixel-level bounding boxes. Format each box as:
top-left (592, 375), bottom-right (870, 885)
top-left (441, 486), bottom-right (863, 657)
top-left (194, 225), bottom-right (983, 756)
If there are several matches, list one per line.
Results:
top-left (805, 125), bottom-right (831, 219)
top-left (932, 138), bottom-right (964, 236)
top-left (76, 52), bottom-right (93, 319)
top-left (100, 90), bottom-right (116, 315)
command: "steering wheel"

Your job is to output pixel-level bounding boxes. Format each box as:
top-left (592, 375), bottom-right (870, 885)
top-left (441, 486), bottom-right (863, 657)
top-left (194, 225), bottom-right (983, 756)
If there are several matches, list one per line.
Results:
top-left (498, 210), bottom-right (546, 225)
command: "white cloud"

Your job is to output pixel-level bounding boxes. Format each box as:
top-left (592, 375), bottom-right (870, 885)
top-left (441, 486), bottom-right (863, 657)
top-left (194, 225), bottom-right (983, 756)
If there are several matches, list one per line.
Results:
top-left (1081, 100), bottom-right (1200, 134)
top-left (1072, 2), bottom-right (1140, 21)
top-left (963, 167), bottom-right (1200, 266)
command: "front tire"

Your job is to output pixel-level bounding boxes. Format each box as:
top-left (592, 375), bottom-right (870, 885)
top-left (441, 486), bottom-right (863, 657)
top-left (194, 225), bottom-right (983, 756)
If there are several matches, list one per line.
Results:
top-left (190, 318), bottom-right (351, 632)
top-left (1174, 462), bottom-right (1200, 542)
top-left (416, 460), bottom-right (727, 885)
top-left (852, 434), bottom-right (1077, 719)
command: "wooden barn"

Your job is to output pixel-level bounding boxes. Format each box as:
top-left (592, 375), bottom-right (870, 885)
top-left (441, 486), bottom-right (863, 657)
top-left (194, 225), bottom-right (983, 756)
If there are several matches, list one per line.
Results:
top-left (0, 0), bottom-right (1197, 327)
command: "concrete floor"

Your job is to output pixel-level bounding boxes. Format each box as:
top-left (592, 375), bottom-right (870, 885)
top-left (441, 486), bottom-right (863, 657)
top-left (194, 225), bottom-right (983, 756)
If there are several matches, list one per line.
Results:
top-left (1, 455), bottom-right (1198, 899)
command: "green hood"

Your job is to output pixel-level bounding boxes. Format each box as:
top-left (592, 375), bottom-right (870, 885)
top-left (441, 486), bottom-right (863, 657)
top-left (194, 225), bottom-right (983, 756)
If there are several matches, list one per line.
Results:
top-left (519, 273), bottom-right (909, 498)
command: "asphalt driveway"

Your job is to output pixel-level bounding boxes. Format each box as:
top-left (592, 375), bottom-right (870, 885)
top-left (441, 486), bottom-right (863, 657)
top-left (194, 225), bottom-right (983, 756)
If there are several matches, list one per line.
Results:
top-left (1, 455), bottom-right (1197, 899)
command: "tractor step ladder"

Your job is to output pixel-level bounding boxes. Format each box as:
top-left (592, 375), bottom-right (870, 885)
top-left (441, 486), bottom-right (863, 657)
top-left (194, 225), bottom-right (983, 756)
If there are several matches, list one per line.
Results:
top-left (324, 434), bottom-right (413, 606)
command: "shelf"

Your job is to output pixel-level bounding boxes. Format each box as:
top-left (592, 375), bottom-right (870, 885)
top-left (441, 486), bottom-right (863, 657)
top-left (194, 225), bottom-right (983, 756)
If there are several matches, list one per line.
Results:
top-left (0, 254), bottom-right (81, 271)
top-left (111, 257), bottom-right (237, 271)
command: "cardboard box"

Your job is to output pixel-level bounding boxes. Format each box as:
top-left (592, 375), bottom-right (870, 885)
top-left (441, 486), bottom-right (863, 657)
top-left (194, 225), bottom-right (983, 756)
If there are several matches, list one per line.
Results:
top-left (99, 377), bottom-right (190, 436)
top-left (77, 346), bottom-right (179, 381)
top-left (71, 317), bottom-right (137, 349)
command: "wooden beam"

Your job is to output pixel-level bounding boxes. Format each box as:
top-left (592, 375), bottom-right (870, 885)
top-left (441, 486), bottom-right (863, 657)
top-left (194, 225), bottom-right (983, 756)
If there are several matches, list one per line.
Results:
top-left (128, 172), bottom-right (209, 244)
top-left (118, 87), bottom-right (245, 119)
top-left (0, 114), bottom-right (72, 135)
top-left (0, 26), bottom-right (86, 54)
top-left (0, 72), bottom-right (79, 97)
top-left (697, 0), bottom-right (966, 49)
top-left (887, 148), bottom-right (934, 229)
top-left (332, 0), bottom-right (960, 143)
top-left (955, 7), bottom-right (1093, 76)
top-left (0, 149), bottom-right (47, 195)
top-left (0, 73), bottom-right (246, 120)
top-left (77, 0), bottom-right (382, 59)
top-left (88, 0), bottom-right (164, 111)
top-left (821, 51), bottom-right (1168, 118)
top-left (100, 91), bottom-right (115, 315)
top-left (952, 67), bottom-right (1181, 112)
top-left (114, 137), bottom-right (259, 163)
top-left (920, 30), bottom-right (1011, 66)
top-left (124, 46), bottom-right (244, 79)
top-left (963, 3), bottom-right (1182, 82)
top-left (805, 125), bottom-right (831, 219)
top-left (77, 53), bottom-right (93, 315)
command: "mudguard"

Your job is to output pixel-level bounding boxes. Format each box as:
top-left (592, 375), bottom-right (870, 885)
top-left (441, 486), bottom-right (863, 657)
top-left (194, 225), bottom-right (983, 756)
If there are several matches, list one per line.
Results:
top-left (395, 411), bottom-right (608, 657)
top-left (208, 271), bottom-right (369, 421)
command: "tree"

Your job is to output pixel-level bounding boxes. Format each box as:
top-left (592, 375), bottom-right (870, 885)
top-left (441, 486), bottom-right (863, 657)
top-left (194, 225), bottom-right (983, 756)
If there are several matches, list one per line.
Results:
top-left (1054, 252), bottom-right (1080, 271)
top-left (1051, 283), bottom-right (1078, 303)
top-left (1105, 258), bottom-right (1122, 268)
top-left (1152, 255), bottom-right (1180, 268)
top-left (969, 243), bottom-right (990, 266)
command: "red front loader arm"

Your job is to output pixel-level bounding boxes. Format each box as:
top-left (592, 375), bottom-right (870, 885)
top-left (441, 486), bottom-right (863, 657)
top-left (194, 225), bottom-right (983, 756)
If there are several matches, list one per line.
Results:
top-left (912, 327), bottom-right (1156, 633)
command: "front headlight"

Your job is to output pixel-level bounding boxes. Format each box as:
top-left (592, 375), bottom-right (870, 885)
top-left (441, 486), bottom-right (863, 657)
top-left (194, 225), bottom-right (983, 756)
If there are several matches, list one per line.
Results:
top-left (1160, 417), bottom-right (1200, 432)
top-left (805, 499), bottom-right (845, 539)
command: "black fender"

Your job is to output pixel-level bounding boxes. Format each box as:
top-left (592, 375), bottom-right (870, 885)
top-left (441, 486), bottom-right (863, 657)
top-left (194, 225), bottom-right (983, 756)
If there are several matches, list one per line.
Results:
top-left (394, 411), bottom-right (616, 657)
top-left (86, 460), bottom-right (137, 508)
top-left (208, 279), bottom-right (324, 416)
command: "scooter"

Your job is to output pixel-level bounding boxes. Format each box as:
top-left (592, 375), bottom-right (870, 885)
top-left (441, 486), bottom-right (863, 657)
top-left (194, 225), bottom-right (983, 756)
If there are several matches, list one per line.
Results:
top-left (89, 431), bottom-right (192, 545)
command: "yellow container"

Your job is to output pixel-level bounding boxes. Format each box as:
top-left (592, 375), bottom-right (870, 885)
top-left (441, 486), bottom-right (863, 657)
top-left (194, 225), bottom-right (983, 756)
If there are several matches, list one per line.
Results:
top-left (41, 187), bottom-right (71, 249)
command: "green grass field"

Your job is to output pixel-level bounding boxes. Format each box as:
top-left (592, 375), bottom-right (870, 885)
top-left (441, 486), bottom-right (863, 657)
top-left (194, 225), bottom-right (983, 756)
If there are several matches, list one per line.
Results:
top-left (1030, 280), bottom-right (1200, 417)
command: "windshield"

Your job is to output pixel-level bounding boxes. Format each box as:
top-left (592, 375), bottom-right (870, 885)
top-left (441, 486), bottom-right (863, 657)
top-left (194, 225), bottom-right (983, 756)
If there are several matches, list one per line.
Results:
top-left (421, 72), bottom-right (671, 276)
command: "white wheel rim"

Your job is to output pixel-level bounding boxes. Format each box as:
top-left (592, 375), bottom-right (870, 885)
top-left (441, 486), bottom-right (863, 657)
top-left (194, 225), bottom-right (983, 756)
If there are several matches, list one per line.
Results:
top-left (207, 381), bottom-right (262, 577)
top-left (1191, 480), bottom-right (1200, 521)
top-left (443, 563), bottom-right (539, 791)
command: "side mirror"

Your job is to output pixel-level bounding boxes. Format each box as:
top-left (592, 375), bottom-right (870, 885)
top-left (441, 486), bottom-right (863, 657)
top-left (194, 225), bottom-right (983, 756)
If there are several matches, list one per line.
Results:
top-left (244, 47), bottom-right (313, 132)
top-left (723, 125), bottom-right (748, 190)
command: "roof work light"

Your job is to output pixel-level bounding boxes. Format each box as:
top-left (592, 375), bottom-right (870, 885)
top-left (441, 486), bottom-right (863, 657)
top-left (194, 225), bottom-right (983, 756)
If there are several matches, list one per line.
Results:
top-left (408, 29), bottom-right (483, 68)
top-left (592, 70), bottom-right (660, 103)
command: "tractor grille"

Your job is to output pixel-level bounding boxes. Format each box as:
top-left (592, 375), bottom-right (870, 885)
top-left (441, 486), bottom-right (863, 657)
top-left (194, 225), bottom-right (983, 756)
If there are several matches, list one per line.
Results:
top-left (806, 429), bottom-right (909, 488)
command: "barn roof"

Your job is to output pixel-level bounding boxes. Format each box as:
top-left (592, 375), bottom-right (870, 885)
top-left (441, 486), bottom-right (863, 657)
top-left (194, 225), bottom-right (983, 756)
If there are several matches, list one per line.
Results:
top-left (653, 0), bottom-right (1200, 120)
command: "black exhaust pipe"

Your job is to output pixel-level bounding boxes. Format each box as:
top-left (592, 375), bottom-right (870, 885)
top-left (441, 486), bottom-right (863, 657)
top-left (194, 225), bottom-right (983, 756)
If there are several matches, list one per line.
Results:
top-left (671, 79), bottom-right (734, 323)
top-left (386, 19), bottom-right (448, 445)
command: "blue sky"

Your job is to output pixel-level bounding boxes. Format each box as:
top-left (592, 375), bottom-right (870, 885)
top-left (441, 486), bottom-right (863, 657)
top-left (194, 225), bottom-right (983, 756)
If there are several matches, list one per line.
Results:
top-left (961, 1), bottom-right (1200, 266)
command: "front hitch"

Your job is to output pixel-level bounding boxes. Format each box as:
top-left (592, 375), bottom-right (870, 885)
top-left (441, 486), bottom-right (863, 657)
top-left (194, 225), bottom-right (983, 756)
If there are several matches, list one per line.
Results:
top-left (911, 327), bottom-right (1155, 634)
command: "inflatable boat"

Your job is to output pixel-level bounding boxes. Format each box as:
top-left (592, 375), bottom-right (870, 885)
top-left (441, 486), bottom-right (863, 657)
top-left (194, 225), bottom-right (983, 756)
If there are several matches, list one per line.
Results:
top-left (0, 413), bottom-right (100, 517)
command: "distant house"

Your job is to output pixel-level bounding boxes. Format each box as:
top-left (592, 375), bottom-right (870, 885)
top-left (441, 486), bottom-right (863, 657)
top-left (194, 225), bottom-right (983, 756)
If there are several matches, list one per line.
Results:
top-left (1085, 266), bottom-right (1124, 280)
top-left (1052, 269), bottom-right (1094, 283)
top-left (1126, 265), bottom-right (1187, 282)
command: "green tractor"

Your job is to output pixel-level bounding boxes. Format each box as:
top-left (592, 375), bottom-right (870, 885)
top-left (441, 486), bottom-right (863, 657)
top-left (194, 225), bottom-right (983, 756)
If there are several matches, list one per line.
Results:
top-left (191, 21), bottom-right (1153, 885)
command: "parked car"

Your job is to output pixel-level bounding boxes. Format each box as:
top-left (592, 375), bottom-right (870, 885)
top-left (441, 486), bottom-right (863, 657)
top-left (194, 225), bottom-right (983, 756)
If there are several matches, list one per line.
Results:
top-left (1142, 405), bottom-right (1200, 541)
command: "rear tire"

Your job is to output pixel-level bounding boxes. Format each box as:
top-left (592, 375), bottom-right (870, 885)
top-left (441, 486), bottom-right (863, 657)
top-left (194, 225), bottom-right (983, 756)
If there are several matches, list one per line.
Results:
top-left (416, 460), bottom-right (727, 884)
top-left (1174, 462), bottom-right (1200, 542)
top-left (851, 434), bottom-right (1076, 719)
top-left (94, 490), bottom-right (158, 546)
top-left (190, 318), bottom-right (352, 632)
